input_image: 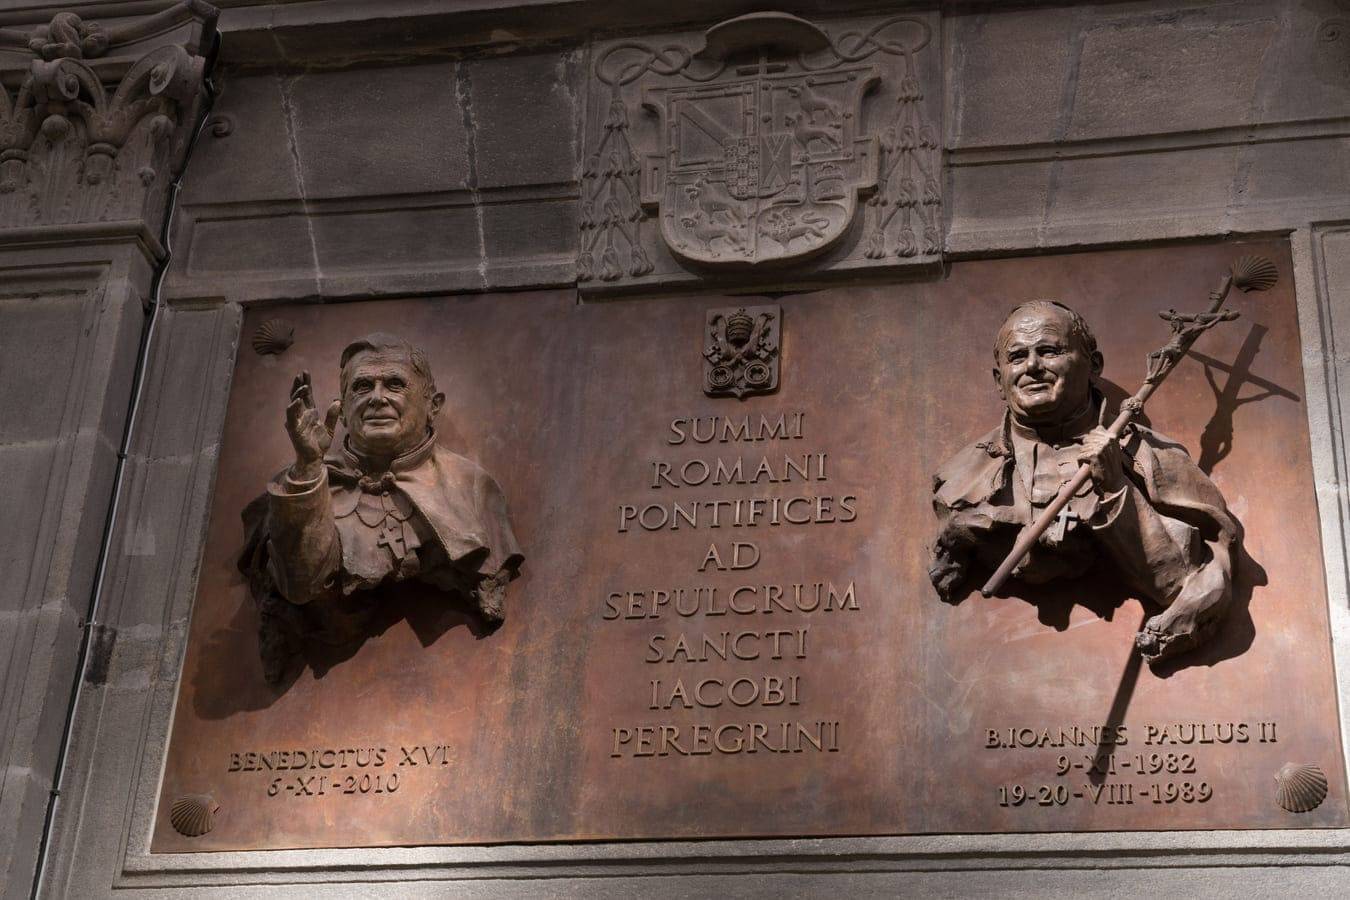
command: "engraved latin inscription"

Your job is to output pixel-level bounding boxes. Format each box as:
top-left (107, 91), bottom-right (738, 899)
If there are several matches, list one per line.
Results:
top-left (607, 411), bottom-right (858, 757)
top-left (984, 721), bottom-right (1282, 809)
top-left (224, 743), bottom-right (453, 800)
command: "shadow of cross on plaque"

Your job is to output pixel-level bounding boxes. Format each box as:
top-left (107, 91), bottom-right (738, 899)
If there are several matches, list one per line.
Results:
top-left (1089, 618), bottom-right (1146, 787)
top-left (1188, 323), bottom-right (1301, 475)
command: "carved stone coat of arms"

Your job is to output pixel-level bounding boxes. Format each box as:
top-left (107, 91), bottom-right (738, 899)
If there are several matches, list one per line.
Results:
top-left (580, 11), bottom-right (941, 293)
top-left (653, 64), bottom-right (876, 266)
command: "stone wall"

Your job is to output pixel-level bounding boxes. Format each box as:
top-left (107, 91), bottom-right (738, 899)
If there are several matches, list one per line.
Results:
top-left (1, 0), bottom-right (1348, 896)
top-left (0, 5), bottom-right (216, 896)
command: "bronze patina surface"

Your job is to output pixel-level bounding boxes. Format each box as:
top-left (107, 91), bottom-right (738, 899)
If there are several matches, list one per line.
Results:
top-left (237, 334), bottom-right (522, 685)
top-left (930, 288), bottom-right (1255, 667)
top-left (154, 239), bottom-right (1348, 851)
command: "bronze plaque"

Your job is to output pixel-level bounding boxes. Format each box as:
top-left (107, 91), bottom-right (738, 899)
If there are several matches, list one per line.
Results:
top-left (155, 239), bottom-right (1348, 851)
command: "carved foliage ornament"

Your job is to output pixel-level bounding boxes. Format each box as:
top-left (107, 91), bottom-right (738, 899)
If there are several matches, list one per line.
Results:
top-left (580, 11), bottom-right (941, 292)
top-left (0, 3), bottom-right (217, 228)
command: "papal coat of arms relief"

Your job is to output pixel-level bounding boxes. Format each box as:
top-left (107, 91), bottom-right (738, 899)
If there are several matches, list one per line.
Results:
top-left (579, 11), bottom-right (941, 293)
top-left (703, 305), bottom-right (780, 399)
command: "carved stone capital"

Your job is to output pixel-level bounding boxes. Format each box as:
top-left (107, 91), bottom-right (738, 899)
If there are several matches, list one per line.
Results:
top-left (579, 10), bottom-right (942, 295)
top-left (0, 2), bottom-right (217, 234)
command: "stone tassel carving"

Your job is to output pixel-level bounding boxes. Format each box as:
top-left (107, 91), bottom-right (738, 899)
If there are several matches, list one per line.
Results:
top-left (0, 3), bottom-right (217, 228)
top-left (579, 93), bottom-right (653, 282)
top-left (863, 43), bottom-right (941, 259)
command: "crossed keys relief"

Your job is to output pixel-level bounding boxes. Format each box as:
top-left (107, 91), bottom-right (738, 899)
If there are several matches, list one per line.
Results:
top-left (703, 305), bottom-right (780, 398)
top-left (579, 12), bottom-right (940, 284)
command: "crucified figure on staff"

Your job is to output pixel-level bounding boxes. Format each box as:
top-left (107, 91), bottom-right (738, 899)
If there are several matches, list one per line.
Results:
top-left (928, 256), bottom-right (1277, 667)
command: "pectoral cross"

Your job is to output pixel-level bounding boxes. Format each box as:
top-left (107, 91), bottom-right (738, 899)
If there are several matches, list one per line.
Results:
top-left (377, 518), bottom-right (407, 560)
top-left (1044, 506), bottom-right (1078, 545)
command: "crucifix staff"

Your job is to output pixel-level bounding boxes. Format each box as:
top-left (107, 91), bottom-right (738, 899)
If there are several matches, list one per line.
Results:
top-left (980, 255), bottom-right (1280, 598)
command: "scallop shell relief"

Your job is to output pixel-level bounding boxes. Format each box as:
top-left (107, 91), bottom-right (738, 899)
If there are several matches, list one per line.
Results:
top-left (170, 793), bottom-right (219, 837)
top-left (252, 318), bottom-right (295, 356)
top-left (1274, 763), bottom-right (1328, 813)
top-left (1231, 254), bottom-right (1279, 293)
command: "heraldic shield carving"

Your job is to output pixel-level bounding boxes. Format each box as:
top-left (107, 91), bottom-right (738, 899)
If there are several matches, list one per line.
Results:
top-left (580, 11), bottom-right (941, 293)
top-left (655, 66), bottom-right (877, 266)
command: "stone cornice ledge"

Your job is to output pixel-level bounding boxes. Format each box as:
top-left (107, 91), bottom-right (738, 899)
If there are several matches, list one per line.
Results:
top-left (201, 0), bottom-right (939, 68)
top-left (117, 829), bottom-right (1350, 886)
top-left (0, 218), bottom-right (166, 258)
top-left (0, 1), bottom-right (217, 239)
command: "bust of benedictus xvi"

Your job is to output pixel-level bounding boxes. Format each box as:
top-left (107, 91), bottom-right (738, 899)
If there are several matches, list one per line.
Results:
top-left (929, 301), bottom-right (1240, 667)
top-left (239, 333), bottom-right (523, 683)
